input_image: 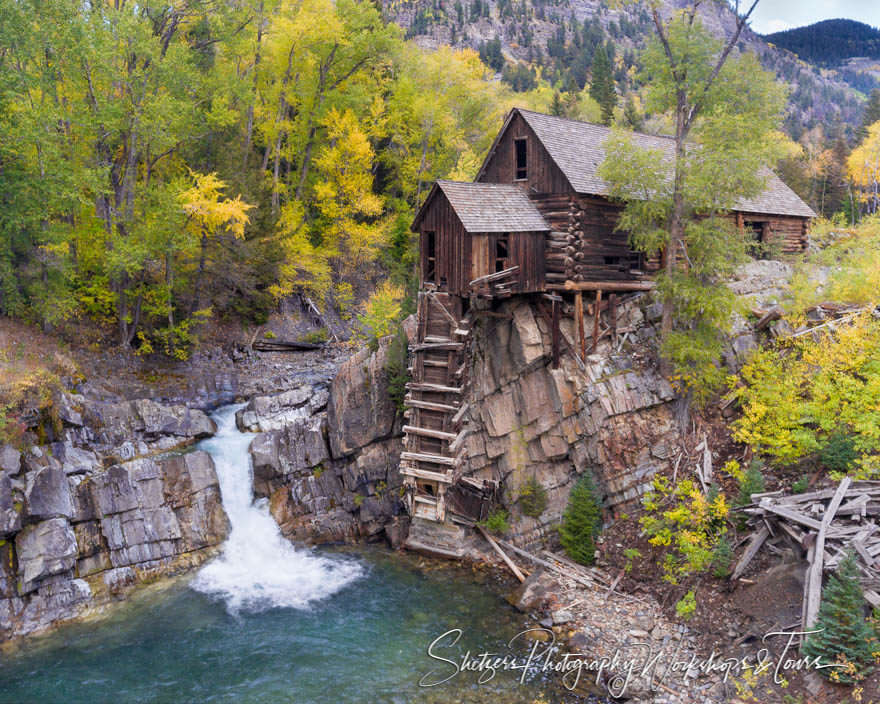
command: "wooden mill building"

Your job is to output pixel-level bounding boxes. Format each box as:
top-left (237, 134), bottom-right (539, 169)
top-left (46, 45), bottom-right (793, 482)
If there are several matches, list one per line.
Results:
top-left (401, 108), bottom-right (815, 529)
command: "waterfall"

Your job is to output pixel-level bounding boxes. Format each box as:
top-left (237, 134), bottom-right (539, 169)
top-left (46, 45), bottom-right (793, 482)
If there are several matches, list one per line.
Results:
top-left (191, 404), bottom-right (363, 613)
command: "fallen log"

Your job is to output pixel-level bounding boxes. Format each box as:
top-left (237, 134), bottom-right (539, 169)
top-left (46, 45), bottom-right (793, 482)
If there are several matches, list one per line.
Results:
top-left (252, 339), bottom-right (325, 351)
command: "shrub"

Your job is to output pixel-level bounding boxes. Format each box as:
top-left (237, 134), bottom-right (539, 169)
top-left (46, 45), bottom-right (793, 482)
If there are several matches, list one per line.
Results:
top-left (675, 590), bottom-right (697, 620)
top-left (357, 281), bottom-right (404, 346)
top-left (803, 553), bottom-right (878, 684)
top-left (301, 328), bottom-right (329, 344)
top-left (559, 472), bottom-right (602, 566)
top-left (480, 509), bottom-right (510, 535)
top-left (623, 548), bottom-right (641, 574)
top-left (518, 476), bottom-right (548, 518)
top-left (820, 431), bottom-right (859, 474)
top-left (640, 475), bottom-right (729, 583)
top-left (734, 459), bottom-right (766, 507)
top-left (732, 314), bottom-right (880, 472)
top-left (711, 536), bottom-right (734, 578)
top-left (263, 330), bottom-right (277, 339)
top-left (792, 475), bottom-right (809, 494)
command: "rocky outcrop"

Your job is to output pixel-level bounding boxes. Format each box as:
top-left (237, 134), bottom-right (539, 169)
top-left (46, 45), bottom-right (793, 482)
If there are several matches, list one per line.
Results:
top-left (0, 395), bottom-right (228, 641)
top-left (459, 296), bottom-right (680, 547)
top-left (248, 329), bottom-right (413, 545)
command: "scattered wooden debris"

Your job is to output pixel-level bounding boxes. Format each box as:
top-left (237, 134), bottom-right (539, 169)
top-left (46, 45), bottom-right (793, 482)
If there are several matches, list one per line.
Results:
top-left (735, 478), bottom-right (880, 645)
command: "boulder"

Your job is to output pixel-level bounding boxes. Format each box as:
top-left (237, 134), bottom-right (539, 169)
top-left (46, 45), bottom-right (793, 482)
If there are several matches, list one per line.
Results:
top-left (25, 465), bottom-right (74, 520)
top-left (16, 518), bottom-right (78, 594)
top-left (506, 568), bottom-right (562, 613)
top-left (327, 337), bottom-right (397, 458)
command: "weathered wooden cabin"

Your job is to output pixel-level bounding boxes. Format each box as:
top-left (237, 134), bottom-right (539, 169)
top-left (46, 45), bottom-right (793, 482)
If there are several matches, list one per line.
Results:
top-left (401, 108), bottom-right (816, 533)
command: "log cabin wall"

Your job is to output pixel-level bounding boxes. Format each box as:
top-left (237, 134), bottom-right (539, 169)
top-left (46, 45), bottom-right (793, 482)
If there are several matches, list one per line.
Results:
top-left (416, 188), bottom-right (471, 296)
top-left (477, 112), bottom-right (572, 195)
top-left (737, 212), bottom-right (810, 254)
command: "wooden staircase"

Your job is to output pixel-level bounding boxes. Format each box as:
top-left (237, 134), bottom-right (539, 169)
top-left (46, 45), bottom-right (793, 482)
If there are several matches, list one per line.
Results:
top-left (401, 290), bottom-right (471, 523)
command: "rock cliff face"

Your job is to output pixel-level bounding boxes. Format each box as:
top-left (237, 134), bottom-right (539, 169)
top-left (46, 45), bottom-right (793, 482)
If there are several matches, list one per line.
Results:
top-left (0, 399), bottom-right (228, 640)
top-left (460, 296), bottom-right (680, 547)
top-left (248, 329), bottom-right (414, 545)
top-left (253, 294), bottom-right (681, 553)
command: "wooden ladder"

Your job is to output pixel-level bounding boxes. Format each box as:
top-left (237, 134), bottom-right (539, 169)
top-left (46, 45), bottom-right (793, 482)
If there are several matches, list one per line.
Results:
top-left (401, 290), bottom-right (471, 522)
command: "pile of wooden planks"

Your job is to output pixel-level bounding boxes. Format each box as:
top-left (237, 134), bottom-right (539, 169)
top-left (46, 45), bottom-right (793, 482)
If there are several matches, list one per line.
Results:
top-left (734, 478), bottom-right (880, 637)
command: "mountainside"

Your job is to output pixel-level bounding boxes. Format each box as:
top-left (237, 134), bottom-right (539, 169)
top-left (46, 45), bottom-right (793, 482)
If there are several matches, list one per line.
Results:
top-left (381, 0), bottom-right (870, 138)
top-left (765, 19), bottom-right (880, 66)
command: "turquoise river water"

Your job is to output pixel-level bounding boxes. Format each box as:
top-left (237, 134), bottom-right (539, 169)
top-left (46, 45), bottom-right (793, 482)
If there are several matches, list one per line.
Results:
top-left (0, 406), bottom-right (589, 703)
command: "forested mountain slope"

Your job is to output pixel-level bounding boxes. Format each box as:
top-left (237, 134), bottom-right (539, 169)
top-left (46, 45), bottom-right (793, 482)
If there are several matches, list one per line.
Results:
top-left (381, 0), bottom-right (871, 138)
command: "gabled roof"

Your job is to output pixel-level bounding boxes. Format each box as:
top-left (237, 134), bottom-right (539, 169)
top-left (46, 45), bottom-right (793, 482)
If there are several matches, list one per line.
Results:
top-left (478, 108), bottom-right (816, 219)
top-left (412, 180), bottom-right (550, 233)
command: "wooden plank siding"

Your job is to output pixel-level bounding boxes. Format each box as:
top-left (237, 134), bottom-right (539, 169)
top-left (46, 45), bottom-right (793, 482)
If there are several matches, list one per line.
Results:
top-left (417, 188), bottom-right (471, 296)
top-left (477, 111), bottom-right (572, 195)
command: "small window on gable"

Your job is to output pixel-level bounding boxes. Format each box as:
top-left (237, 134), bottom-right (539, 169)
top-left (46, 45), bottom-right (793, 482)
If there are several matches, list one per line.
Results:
top-left (495, 235), bottom-right (509, 273)
top-left (514, 138), bottom-right (527, 180)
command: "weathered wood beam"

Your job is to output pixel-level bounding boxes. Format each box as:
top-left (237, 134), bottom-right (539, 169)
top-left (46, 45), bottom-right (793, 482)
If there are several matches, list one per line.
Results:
top-left (477, 525), bottom-right (525, 583)
top-left (403, 397), bottom-right (457, 413)
top-left (804, 477), bottom-right (852, 636)
top-left (399, 465), bottom-right (453, 483)
top-left (591, 289), bottom-right (602, 353)
top-left (565, 280), bottom-right (656, 292)
top-left (551, 297), bottom-right (560, 369)
top-left (575, 292), bottom-right (585, 362)
top-left (405, 382), bottom-right (462, 394)
top-left (731, 525), bottom-right (770, 581)
top-left (400, 451), bottom-right (455, 466)
top-left (470, 266), bottom-right (520, 287)
top-left (402, 425), bottom-right (456, 441)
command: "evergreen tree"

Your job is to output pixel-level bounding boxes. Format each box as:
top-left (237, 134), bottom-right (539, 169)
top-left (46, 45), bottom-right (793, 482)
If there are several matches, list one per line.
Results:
top-left (803, 553), bottom-right (877, 684)
top-left (860, 88), bottom-right (880, 139)
top-left (549, 91), bottom-right (565, 117)
top-left (589, 45), bottom-right (616, 126)
top-left (558, 472), bottom-right (602, 566)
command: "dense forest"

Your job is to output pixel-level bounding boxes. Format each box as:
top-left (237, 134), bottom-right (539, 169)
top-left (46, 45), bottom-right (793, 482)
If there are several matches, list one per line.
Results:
top-left (0, 0), bottom-right (558, 355)
top-left (765, 19), bottom-right (880, 66)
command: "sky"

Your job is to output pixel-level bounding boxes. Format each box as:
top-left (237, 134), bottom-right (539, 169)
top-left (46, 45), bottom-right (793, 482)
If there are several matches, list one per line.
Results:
top-left (748, 0), bottom-right (880, 35)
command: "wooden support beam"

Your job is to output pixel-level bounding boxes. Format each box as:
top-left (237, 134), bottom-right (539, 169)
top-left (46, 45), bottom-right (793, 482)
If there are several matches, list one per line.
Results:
top-left (405, 382), bottom-right (462, 394)
top-left (477, 525), bottom-right (525, 583)
top-left (591, 289), bottom-right (602, 353)
top-left (609, 293), bottom-right (618, 347)
top-left (575, 292), bottom-right (585, 362)
top-left (565, 280), bottom-right (656, 292)
top-left (410, 342), bottom-right (464, 352)
top-left (451, 402), bottom-right (469, 425)
top-left (402, 425), bottom-right (456, 441)
top-left (403, 397), bottom-right (457, 413)
top-left (551, 297), bottom-right (560, 369)
top-left (731, 525), bottom-right (770, 581)
top-left (400, 451), bottom-right (455, 466)
top-left (399, 465), bottom-right (453, 483)
top-left (470, 266), bottom-right (520, 287)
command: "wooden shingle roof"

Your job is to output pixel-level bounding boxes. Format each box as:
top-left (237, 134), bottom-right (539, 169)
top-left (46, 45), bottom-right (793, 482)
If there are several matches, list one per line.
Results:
top-left (417, 180), bottom-right (550, 233)
top-left (504, 109), bottom-right (816, 219)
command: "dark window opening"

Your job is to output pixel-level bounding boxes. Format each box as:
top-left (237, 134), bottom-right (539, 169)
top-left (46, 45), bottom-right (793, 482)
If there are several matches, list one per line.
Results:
top-left (424, 230), bottom-right (436, 282)
top-left (514, 138), bottom-right (527, 180)
top-left (495, 236), bottom-right (509, 273)
top-left (418, 482), bottom-right (435, 497)
top-left (744, 221), bottom-right (773, 259)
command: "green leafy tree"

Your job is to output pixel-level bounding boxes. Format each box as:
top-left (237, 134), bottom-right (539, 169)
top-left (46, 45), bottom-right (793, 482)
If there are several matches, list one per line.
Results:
top-left (559, 472), bottom-right (603, 565)
top-left (589, 45), bottom-right (616, 125)
top-left (599, 2), bottom-right (787, 405)
top-left (803, 553), bottom-right (877, 684)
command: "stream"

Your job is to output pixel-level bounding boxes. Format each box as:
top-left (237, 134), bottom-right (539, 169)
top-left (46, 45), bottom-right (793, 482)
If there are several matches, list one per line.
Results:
top-left (0, 405), bottom-right (587, 703)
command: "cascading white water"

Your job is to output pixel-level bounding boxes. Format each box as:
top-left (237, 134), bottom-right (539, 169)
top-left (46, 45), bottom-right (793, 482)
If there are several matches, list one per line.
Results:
top-left (191, 404), bottom-right (363, 613)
